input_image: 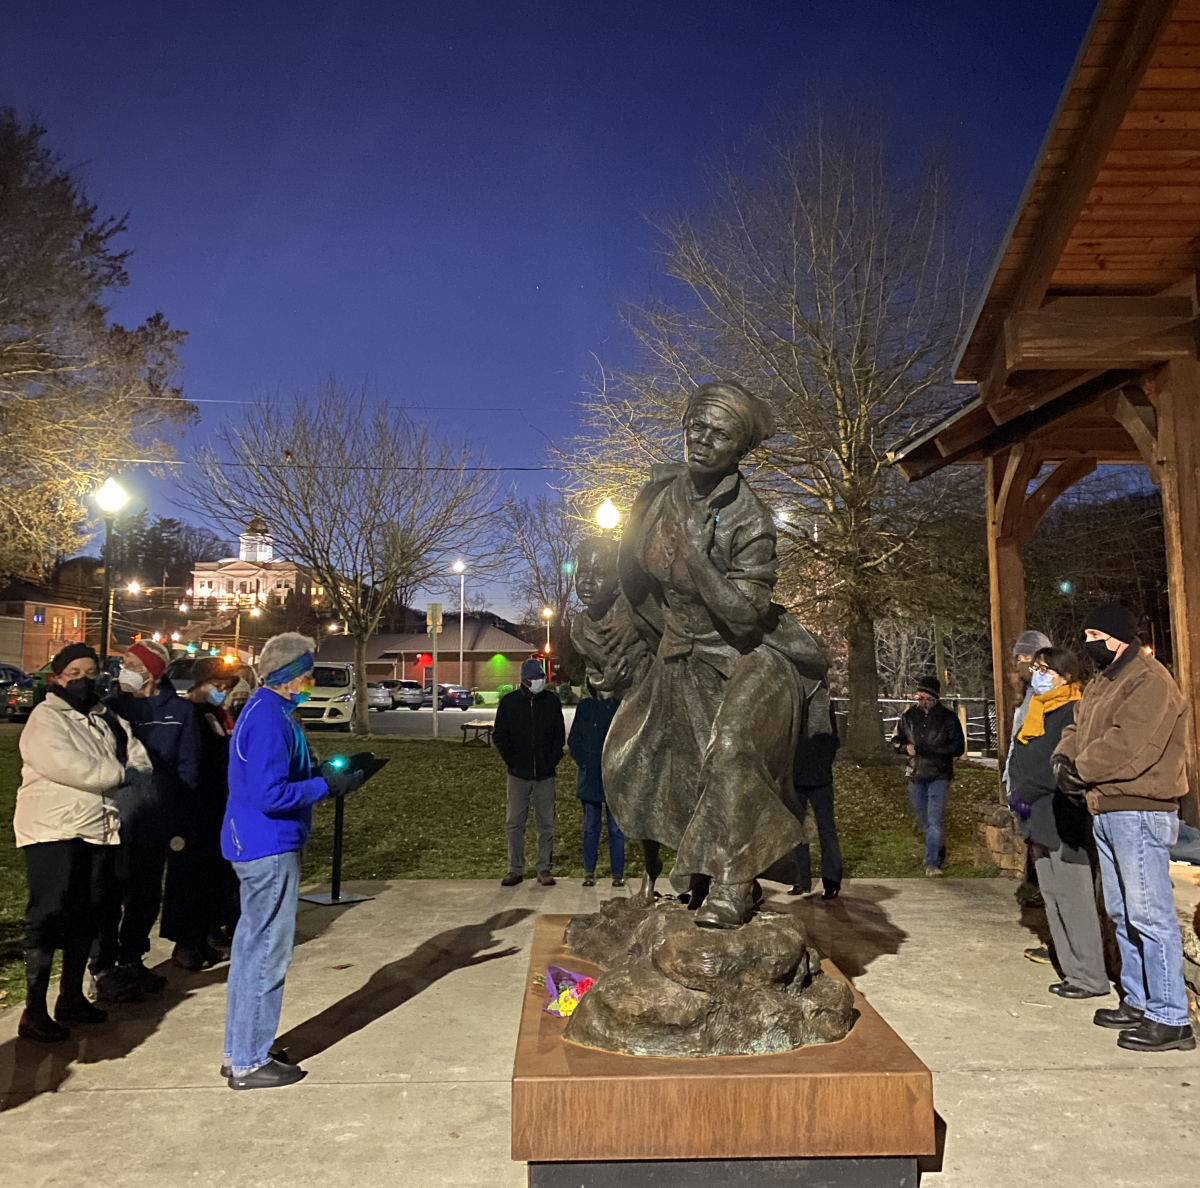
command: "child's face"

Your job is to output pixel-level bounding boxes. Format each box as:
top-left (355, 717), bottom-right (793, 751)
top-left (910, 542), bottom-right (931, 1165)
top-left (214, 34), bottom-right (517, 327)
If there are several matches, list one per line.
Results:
top-left (575, 546), bottom-right (619, 608)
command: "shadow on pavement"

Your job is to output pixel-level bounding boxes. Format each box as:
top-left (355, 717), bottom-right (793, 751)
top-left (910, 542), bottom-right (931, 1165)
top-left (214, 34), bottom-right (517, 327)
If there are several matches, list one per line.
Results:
top-left (275, 908), bottom-right (534, 1063)
top-left (0, 895), bottom-right (365, 1111)
top-left (777, 883), bottom-right (908, 978)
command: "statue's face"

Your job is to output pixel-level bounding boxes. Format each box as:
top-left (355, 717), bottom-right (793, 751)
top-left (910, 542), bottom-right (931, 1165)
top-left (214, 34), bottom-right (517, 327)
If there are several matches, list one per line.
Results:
top-left (575, 546), bottom-right (619, 608)
top-left (684, 403), bottom-right (745, 478)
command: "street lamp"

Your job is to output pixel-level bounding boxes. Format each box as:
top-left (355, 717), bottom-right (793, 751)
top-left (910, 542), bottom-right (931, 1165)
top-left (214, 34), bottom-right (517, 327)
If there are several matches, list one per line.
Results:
top-left (94, 478), bottom-right (129, 664)
top-left (596, 498), bottom-right (620, 532)
top-left (452, 560), bottom-right (466, 688)
top-left (541, 606), bottom-right (554, 679)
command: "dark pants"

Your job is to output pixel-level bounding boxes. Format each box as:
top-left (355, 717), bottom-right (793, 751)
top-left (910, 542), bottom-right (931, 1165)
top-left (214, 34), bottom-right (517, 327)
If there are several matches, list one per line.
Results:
top-left (91, 788), bottom-right (170, 971)
top-left (24, 839), bottom-right (112, 1010)
top-left (791, 783), bottom-right (843, 892)
top-left (582, 801), bottom-right (625, 876)
top-left (161, 806), bottom-right (240, 948)
top-left (24, 839), bottom-right (110, 953)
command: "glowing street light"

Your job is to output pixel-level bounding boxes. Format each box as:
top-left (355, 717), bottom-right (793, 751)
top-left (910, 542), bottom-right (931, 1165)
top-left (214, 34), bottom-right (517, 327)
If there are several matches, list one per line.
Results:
top-left (171, 632), bottom-right (181, 642)
top-left (177, 603), bottom-right (188, 614)
top-left (94, 478), bottom-right (129, 666)
top-left (596, 498), bottom-right (620, 531)
top-left (452, 561), bottom-right (466, 687)
top-left (127, 581), bottom-right (141, 596)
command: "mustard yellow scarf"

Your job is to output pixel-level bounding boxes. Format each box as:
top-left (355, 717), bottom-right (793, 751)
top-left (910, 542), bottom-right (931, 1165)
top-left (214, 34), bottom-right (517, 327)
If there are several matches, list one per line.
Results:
top-left (1017, 682), bottom-right (1082, 743)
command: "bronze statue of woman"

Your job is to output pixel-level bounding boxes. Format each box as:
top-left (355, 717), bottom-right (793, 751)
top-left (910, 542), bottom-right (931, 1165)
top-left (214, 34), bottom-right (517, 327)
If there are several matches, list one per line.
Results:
top-left (601, 380), bottom-right (832, 929)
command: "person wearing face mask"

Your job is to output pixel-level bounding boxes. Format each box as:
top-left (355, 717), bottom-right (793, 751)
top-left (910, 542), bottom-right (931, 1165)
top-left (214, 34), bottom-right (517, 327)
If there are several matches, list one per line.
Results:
top-left (160, 657), bottom-right (242, 969)
top-left (493, 658), bottom-right (565, 887)
top-left (1007, 646), bottom-right (1108, 1000)
top-left (13, 643), bottom-right (152, 1042)
top-left (91, 640), bottom-right (201, 1001)
top-left (221, 632), bottom-right (365, 1089)
top-left (1053, 601), bottom-right (1193, 1053)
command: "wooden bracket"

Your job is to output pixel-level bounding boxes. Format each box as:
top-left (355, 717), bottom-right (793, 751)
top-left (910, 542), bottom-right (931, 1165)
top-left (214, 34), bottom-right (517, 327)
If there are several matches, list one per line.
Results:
top-left (1107, 388), bottom-right (1163, 484)
top-left (991, 444), bottom-right (1097, 545)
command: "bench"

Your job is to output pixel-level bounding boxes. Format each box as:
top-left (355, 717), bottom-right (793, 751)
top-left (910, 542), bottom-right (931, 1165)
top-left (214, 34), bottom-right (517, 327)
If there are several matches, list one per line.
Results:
top-left (462, 720), bottom-right (494, 747)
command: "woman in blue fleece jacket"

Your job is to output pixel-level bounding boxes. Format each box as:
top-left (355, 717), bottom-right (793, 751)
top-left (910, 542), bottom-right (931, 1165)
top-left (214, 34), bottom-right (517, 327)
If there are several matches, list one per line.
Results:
top-left (221, 633), bottom-right (363, 1090)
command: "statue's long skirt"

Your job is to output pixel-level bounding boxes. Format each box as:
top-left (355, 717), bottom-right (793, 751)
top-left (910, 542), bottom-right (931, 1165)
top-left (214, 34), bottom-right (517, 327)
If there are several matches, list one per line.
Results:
top-left (602, 643), bottom-right (806, 887)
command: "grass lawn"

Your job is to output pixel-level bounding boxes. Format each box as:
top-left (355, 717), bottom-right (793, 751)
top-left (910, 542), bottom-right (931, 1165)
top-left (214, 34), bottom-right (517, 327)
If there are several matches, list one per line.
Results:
top-left (0, 734), bottom-right (1001, 1006)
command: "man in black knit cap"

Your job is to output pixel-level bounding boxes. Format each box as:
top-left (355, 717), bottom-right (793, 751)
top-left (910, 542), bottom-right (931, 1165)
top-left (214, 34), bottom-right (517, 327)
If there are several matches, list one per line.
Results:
top-left (1054, 600), bottom-right (1194, 1053)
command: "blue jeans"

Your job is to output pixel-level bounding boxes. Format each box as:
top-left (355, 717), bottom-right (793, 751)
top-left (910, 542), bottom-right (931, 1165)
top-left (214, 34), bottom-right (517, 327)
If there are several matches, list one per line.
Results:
top-left (224, 850), bottom-right (301, 1075)
top-left (1092, 811), bottom-right (1188, 1027)
top-left (582, 802), bottom-right (625, 876)
top-left (907, 779), bottom-right (948, 869)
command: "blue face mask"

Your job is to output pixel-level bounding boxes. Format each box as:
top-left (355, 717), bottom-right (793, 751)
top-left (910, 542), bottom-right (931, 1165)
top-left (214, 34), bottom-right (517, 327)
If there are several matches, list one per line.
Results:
top-left (206, 687), bottom-right (227, 707)
top-left (1030, 670), bottom-right (1055, 695)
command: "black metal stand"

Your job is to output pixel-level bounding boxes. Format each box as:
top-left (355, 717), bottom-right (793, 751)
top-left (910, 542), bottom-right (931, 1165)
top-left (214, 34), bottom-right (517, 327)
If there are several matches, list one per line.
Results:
top-left (529, 1158), bottom-right (918, 1188)
top-left (299, 793), bottom-right (374, 906)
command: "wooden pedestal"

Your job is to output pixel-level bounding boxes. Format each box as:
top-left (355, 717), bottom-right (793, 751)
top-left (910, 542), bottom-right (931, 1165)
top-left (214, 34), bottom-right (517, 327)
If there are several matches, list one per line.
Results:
top-left (512, 914), bottom-right (935, 1179)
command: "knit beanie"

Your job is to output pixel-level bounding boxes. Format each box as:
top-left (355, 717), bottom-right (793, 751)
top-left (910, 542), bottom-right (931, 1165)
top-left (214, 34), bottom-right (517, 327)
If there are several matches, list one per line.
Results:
top-left (50, 642), bottom-right (99, 674)
top-left (916, 673), bottom-right (941, 699)
top-left (1082, 601), bottom-right (1139, 644)
top-left (1012, 630), bottom-right (1052, 658)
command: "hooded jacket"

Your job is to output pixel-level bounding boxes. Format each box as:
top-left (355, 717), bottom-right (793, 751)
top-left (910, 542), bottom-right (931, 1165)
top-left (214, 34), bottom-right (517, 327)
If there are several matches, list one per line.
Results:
top-left (221, 687), bottom-right (329, 862)
top-left (1055, 644), bottom-right (1186, 814)
top-left (493, 687), bottom-right (565, 781)
top-left (14, 692), bottom-right (152, 847)
top-left (106, 679), bottom-right (201, 807)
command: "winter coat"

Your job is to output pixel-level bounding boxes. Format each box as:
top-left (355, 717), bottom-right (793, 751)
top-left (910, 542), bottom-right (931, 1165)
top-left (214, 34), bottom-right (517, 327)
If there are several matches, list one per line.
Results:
top-left (13, 691), bottom-right (152, 847)
top-left (892, 702), bottom-right (965, 783)
top-left (106, 679), bottom-right (201, 812)
top-left (793, 698), bottom-right (840, 790)
top-left (1055, 644), bottom-right (1186, 814)
top-left (187, 699), bottom-right (235, 839)
top-left (493, 687), bottom-right (565, 781)
top-left (1007, 701), bottom-right (1093, 864)
top-left (221, 687), bottom-right (329, 862)
top-left (568, 696), bottom-right (619, 803)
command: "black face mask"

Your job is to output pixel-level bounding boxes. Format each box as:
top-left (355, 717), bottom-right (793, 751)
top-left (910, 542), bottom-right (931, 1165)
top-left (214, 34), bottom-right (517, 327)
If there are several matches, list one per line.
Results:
top-left (51, 676), bottom-right (99, 713)
top-left (1084, 638), bottom-right (1117, 669)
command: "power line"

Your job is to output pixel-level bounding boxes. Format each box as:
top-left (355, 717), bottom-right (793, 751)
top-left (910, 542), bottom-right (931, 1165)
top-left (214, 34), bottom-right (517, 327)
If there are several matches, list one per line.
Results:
top-left (128, 394), bottom-right (578, 414)
top-left (102, 457), bottom-right (562, 472)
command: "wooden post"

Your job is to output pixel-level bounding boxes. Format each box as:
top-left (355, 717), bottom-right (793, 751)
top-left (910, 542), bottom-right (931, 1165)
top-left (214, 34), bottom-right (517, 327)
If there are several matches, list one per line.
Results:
top-left (1154, 358), bottom-right (1200, 827)
top-left (986, 452), bottom-right (1030, 767)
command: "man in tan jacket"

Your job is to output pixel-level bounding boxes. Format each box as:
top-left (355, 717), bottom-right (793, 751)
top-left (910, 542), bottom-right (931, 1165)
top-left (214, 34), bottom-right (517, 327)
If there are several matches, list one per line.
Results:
top-left (1054, 601), bottom-right (1194, 1053)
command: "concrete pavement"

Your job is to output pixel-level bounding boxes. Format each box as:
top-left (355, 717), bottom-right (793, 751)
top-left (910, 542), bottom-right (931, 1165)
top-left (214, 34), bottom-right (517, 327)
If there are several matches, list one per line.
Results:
top-left (0, 876), bottom-right (1196, 1187)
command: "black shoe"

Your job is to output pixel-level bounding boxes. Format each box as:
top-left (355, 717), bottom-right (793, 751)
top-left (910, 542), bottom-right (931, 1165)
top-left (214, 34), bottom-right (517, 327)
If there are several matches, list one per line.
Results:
top-left (787, 884), bottom-right (812, 897)
top-left (611, 877), bottom-right (625, 887)
top-left (1048, 981), bottom-right (1108, 1000)
top-left (1116, 1020), bottom-right (1196, 1053)
top-left (821, 884), bottom-right (841, 900)
top-left (172, 945), bottom-right (213, 971)
top-left (92, 965), bottom-right (144, 1003)
top-left (536, 870), bottom-right (556, 887)
top-left (18, 1009), bottom-right (70, 1043)
top-left (227, 1058), bottom-right (307, 1090)
top-left (222, 1046), bottom-right (289, 1079)
top-left (581, 872), bottom-right (596, 887)
top-left (1024, 946), bottom-right (1053, 965)
top-left (120, 961), bottom-right (168, 994)
top-left (500, 871), bottom-right (523, 887)
top-left (1094, 1001), bottom-right (1145, 1030)
top-left (53, 995), bottom-right (108, 1025)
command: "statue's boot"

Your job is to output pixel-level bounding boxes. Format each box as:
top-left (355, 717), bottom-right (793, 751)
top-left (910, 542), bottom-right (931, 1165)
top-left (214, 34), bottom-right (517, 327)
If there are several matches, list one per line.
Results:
top-left (694, 881), bottom-right (755, 930)
top-left (632, 872), bottom-right (657, 905)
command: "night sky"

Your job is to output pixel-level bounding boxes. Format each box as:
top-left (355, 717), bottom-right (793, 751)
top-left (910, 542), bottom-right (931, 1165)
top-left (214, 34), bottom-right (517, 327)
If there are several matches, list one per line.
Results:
top-left (6, 1), bottom-right (1097, 614)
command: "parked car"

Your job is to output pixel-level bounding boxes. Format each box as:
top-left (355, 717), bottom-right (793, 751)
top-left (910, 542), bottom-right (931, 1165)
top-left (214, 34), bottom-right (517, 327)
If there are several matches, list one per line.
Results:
top-left (378, 678), bottom-right (420, 709)
top-left (367, 682), bottom-right (392, 712)
top-left (164, 655), bottom-right (200, 694)
top-left (294, 662), bottom-right (355, 731)
top-left (2, 683), bottom-right (33, 722)
top-left (422, 684), bottom-right (473, 711)
top-left (0, 664), bottom-right (28, 689)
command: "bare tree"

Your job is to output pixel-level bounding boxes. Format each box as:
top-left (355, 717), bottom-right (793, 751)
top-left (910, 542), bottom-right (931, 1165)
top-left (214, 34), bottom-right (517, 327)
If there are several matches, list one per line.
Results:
top-left (494, 493), bottom-right (584, 668)
top-left (561, 114), bottom-right (976, 755)
top-left (187, 383), bottom-right (495, 734)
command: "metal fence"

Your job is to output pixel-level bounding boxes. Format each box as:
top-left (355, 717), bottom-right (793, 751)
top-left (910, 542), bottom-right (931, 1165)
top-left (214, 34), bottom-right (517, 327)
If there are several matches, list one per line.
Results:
top-left (831, 696), bottom-right (997, 756)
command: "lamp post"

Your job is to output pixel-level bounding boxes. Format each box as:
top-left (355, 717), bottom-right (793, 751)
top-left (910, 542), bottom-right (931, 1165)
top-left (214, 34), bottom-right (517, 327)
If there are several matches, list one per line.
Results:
top-left (541, 606), bottom-right (553, 682)
top-left (94, 478), bottom-right (129, 664)
top-left (596, 498), bottom-right (620, 533)
top-left (452, 560), bottom-right (465, 687)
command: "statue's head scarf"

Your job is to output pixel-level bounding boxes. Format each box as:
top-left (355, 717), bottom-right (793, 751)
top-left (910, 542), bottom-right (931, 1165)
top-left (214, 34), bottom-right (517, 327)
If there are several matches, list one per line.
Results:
top-left (681, 381), bottom-right (776, 455)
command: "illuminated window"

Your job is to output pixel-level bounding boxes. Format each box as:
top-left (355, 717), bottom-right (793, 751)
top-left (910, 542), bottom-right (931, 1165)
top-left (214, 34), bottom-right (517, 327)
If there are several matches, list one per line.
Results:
top-left (51, 615), bottom-right (64, 637)
top-left (32, 606), bottom-right (45, 624)
top-left (72, 613), bottom-right (79, 629)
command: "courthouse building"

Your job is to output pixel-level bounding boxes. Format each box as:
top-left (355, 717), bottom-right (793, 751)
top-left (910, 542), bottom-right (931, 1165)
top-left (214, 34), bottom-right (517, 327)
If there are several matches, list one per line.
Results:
top-left (190, 518), bottom-right (327, 608)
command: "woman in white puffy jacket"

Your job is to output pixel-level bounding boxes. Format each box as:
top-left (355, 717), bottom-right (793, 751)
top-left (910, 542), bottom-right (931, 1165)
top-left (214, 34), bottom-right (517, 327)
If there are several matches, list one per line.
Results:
top-left (13, 643), bottom-right (151, 1043)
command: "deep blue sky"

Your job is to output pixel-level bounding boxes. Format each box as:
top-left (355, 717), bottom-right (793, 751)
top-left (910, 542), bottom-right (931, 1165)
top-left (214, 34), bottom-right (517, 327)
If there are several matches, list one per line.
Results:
top-left (6, 1), bottom-right (1098, 613)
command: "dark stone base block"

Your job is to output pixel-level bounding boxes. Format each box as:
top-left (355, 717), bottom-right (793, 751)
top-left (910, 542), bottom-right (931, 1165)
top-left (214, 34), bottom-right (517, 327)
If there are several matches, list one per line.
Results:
top-left (529, 1156), bottom-right (918, 1188)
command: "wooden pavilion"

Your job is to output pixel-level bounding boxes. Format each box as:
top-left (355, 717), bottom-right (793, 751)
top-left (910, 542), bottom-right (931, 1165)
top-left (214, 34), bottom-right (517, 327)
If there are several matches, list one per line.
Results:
top-left (888, 0), bottom-right (1200, 822)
